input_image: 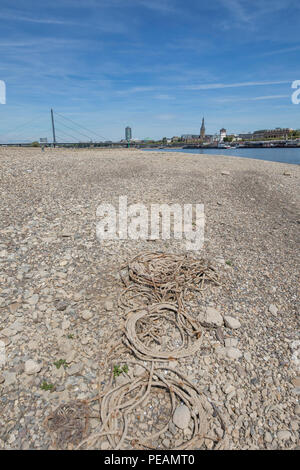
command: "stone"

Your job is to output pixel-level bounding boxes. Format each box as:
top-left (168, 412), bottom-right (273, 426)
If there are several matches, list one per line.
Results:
top-left (200, 307), bottom-right (223, 328)
top-left (56, 301), bottom-right (68, 311)
top-left (294, 405), bottom-right (300, 415)
top-left (283, 171), bottom-right (291, 176)
top-left (2, 371), bottom-right (17, 386)
top-left (244, 352), bottom-right (251, 362)
top-left (224, 316), bottom-right (241, 329)
top-left (104, 301), bottom-right (114, 311)
top-left (225, 337), bottom-right (238, 348)
top-left (73, 292), bottom-right (83, 302)
top-left (65, 350), bottom-right (77, 364)
top-left (290, 421), bottom-right (298, 431)
top-left (173, 404), bottom-right (191, 430)
top-left (133, 364), bottom-right (145, 377)
top-left (1, 328), bottom-right (16, 338)
top-left (62, 319), bottom-right (71, 330)
top-left (223, 383), bottom-right (235, 394)
top-left (27, 294), bottom-right (39, 305)
top-left (291, 377), bottom-right (300, 387)
top-left (66, 363), bottom-right (83, 376)
top-left (25, 359), bottom-right (42, 375)
top-left (264, 432), bottom-right (272, 443)
top-left (0, 374), bottom-right (5, 384)
top-left (81, 310), bottom-right (93, 321)
top-left (277, 430), bottom-right (291, 441)
top-left (236, 365), bottom-right (247, 377)
top-left (221, 171), bottom-right (230, 176)
top-left (100, 441), bottom-right (110, 450)
top-left (225, 347), bottom-right (243, 360)
top-left (269, 304), bottom-right (278, 316)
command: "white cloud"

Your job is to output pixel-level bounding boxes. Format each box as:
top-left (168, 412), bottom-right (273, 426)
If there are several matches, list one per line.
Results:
top-left (184, 80), bottom-right (291, 90)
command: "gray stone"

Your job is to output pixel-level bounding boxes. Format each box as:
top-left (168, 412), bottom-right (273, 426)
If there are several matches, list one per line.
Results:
top-left (133, 364), bottom-right (145, 377)
top-left (66, 363), bottom-right (83, 376)
top-left (224, 316), bottom-right (241, 329)
top-left (277, 430), bottom-right (291, 441)
top-left (264, 432), bottom-right (272, 443)
top-left (56, 300), bottom-right (68, 311)
top-left (225, 337), bottom-right (238, 348)
top-left (81, 310), bottom-right (93, 320)
top-left (269, 304), bottom-right (278, 316)
top-left (3, 371), bottom-right (17, 386)
top-left (173, 404), bottom-right (191, 430)
top-left (27, 294), bottom-right (39, 305)
top-left (104, 301), bottom-right (114, 311)
top-left (25, 359), bottom-right (42, 375)
top-left (200, 307), bottom-right (223, 328)
top-left (225, 347), bottom-right (243, 360)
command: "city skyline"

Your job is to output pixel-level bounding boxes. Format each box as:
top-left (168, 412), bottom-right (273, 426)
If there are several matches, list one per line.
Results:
top-left (0, 1), bottom-right (300, 143)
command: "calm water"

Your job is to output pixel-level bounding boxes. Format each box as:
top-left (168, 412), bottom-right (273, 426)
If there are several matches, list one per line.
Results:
top-left (144, 147), bottom-right (300, 165)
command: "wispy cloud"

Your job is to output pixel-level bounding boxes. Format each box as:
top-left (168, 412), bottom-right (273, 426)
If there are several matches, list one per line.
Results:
top-left (0, 11), bottom-right (76, 25)
top-left (261, 45), bottom-right (300, 56)
top-left (216, 94), bottom-right (290, 103)
top-left (154, 94), bottom-right (174, 100)
top-left (184, 80), bottom-right (291, 90)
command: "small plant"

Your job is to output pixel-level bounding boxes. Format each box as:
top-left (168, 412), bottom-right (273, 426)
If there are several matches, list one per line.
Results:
top-left (113, 364), bottom-right (129, 377)
top-left (54, 359), bottom-right (68, 369)
top-left (67, 334), bottom-right (74, 339)
top-left (225, 260), bottom-right (233, 266)
top-left (41, 381), bottom-right (54, 391)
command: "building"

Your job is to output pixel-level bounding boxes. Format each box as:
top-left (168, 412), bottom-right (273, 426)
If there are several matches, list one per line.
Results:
top-left (125, 126), bottom-right (132, 141)
top-left (219, 128), bottom-right (227, 142)
top-left (200, 117), bottom-right (205, 141)
top-left (238, 132), bottom-right (253, 140)
top-left (181, 134), bottom-right (199, 141)
top-left (252, 128), bottom-right (293, 140)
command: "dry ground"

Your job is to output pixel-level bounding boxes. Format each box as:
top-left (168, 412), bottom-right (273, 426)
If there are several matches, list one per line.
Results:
top-left (0, 147), bottom-right (299, 450)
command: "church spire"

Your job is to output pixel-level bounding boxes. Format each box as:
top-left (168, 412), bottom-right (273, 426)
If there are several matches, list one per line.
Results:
top-left (200, 117), bottom-right (205, 140)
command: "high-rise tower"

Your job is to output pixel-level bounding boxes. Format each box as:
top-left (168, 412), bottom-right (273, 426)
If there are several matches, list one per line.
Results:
top-left (200, 117), bottom-right (205, 141)
top-left (125, 126), bottom-right (132, 141)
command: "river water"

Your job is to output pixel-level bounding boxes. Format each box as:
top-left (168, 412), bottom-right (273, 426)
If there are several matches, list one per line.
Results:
top-left (144, 147), bottom-right (300, 165)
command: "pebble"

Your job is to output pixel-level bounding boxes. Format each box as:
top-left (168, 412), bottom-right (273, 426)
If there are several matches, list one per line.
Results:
top-left (173, 404), bottom-right (191, 430)
top-left (277, 430), bottom-right (291, 441)
top-left (201, 306), bottom-right (223, 328)
top-left (81, 310), bottom-right (93, 320)
top-left (291, 377), bottom-right (300, 387)
top-left (100, 441), bottom-right (110, 450)
top-left (225, 347), bottom-right (243, 360)
top-left (3, 371), bottom-right (17, 386)
top-left (56, 301), bottom-right (68, 311)
top-left (225, 337), bottom-right (238, 348)
top-left (264, 432), bottom-right (273, 443)
top-left (66, 363), bottom-right (83, 376)
top-left (224, 316), bottom-right (241, 329)
top-left (104, 301), bottom-right (114, 311)
top-left (269, 304), bottom-right (278, 316)
top-left (24, 360), bottom-right (42, 375)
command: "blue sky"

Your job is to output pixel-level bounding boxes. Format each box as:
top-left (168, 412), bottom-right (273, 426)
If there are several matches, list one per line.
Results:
top-left (0, 0), bottom-right (300, 142)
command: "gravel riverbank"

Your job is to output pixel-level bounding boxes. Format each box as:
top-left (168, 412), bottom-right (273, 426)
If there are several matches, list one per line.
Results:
top-left (0, 147), bottom-right (299, 450)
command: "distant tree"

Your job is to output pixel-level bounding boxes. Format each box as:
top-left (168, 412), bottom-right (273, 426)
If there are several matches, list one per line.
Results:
top-left (223, 136), bottom-right (234, 143)
top-left (31, 141), bottom-right (40, 147)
